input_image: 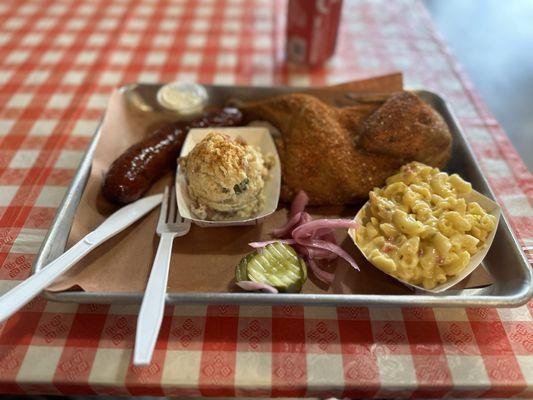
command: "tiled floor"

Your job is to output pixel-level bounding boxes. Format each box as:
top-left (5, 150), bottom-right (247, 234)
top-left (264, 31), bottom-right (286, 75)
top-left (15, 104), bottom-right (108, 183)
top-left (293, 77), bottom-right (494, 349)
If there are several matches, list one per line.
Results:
top-left (425, 0), bottom-right (533, 171)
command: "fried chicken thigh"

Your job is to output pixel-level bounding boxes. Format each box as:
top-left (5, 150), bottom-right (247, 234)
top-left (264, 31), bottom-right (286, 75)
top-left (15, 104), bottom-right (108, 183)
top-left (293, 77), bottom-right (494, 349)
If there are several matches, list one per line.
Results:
top-left (241, 91), bottom-right (452, 205)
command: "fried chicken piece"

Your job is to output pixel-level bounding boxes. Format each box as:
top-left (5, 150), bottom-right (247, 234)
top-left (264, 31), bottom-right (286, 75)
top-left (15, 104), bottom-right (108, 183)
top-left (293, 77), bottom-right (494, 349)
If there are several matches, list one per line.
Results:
top-left (358, 91), bottom-right (452, 168)
top-left (241, 91), bottom-right (452, 205)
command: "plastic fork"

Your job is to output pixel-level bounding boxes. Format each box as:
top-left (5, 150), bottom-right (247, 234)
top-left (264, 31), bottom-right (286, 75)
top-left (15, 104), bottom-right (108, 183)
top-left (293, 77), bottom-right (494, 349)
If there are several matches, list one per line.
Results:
top-left (133, 186), bottom-right (191, 365)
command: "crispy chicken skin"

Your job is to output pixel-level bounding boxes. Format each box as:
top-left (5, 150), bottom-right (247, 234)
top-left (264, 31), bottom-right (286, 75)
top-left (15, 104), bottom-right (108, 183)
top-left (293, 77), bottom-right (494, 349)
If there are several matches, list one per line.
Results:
top-left (241, 91), bottom-right (452, 205)
top-left (358, 91), bottom-right (452, 168)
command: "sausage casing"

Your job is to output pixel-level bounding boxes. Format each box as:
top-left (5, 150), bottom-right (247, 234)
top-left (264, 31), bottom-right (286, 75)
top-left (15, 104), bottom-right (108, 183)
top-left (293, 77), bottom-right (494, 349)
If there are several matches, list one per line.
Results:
top-left (102, 107), bottom-right (243, 204)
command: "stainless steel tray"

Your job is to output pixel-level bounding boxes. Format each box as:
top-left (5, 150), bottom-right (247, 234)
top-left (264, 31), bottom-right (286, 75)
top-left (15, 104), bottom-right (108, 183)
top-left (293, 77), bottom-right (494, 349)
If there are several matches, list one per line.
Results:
top-left (33, 84), bottom-right (533, 307)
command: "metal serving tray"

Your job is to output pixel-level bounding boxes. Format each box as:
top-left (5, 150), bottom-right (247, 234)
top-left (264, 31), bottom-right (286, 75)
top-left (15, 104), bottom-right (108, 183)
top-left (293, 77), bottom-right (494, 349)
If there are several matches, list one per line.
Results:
top-left (33, 84), bottom-right (533, 307)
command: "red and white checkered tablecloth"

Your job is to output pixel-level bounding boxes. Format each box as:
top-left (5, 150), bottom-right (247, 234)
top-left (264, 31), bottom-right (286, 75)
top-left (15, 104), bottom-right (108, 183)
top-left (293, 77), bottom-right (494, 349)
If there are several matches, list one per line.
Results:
top-left (0, 0), bottom-right (532, 397)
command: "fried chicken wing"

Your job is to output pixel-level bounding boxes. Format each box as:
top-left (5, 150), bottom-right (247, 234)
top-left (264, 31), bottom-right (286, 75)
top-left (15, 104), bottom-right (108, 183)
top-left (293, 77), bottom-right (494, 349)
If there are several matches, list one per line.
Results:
top-left (241, 91), bottom-right (452, 205)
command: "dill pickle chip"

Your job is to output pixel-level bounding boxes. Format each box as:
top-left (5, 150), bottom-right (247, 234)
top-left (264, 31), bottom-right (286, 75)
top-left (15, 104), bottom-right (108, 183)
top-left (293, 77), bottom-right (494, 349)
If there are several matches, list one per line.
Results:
top-left (235, 242), bottom-right (307, 293)
top-left (236, 253), bottom-right (253, 283)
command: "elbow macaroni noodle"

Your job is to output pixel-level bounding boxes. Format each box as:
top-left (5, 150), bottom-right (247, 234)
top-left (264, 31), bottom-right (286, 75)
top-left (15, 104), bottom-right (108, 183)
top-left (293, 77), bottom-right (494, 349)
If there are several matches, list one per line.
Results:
top-left (355, 162), bottom-right (497, 289)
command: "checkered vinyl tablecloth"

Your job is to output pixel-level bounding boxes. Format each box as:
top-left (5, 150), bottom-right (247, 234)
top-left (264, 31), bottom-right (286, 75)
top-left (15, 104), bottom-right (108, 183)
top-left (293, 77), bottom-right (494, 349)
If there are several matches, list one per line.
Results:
top-left (0, 0), bottom-right (532, 397)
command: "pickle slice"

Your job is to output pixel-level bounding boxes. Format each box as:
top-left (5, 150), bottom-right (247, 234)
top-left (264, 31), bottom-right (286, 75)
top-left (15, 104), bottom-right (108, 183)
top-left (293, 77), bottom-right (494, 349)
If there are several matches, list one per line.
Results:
top-left (236, 253), bottom-right (253, 283)
top-left (235, 242), bottom-right (307, 293)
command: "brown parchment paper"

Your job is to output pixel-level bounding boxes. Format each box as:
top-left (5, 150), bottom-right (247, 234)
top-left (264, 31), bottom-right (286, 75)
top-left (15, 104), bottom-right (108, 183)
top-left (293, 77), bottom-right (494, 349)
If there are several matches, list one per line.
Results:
top-left (48, 73), bottom-right (492, 294)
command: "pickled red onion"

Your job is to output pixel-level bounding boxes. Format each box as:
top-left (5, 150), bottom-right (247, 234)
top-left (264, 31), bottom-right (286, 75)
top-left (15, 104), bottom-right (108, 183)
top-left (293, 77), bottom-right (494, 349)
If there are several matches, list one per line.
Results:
top-left (236, 281), bottom-right (278, 294)
top-left (249, 239), bottom-right (296, 248)
top-left (290, 190), bottom-right (309, 217)
top-left (271, 212), bottom-right (302, 238)
top-left (296, 238), bottom-right (360, 272)
top-left (305, 257), bottom-right (335, 284)
top-left (265, 190), bottom-right (360, 283)
top-left (292, 219), bottom-right (358, 239)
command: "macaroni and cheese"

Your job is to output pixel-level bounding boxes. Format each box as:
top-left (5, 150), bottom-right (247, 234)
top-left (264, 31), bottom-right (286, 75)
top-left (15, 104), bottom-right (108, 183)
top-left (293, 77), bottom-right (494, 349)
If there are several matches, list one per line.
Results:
top-left (355, 162), bottom-right (497, 289)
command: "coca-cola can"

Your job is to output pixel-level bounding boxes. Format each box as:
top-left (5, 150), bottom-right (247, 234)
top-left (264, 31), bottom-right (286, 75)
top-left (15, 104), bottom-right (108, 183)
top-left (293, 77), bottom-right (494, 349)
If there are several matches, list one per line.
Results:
top-left (286, 0), bottom-right (343, 67)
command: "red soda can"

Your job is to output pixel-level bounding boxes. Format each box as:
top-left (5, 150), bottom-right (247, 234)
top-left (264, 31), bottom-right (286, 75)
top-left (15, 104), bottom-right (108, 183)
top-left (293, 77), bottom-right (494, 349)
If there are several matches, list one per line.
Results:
top-left (286, 0), bottom-right (343, 67)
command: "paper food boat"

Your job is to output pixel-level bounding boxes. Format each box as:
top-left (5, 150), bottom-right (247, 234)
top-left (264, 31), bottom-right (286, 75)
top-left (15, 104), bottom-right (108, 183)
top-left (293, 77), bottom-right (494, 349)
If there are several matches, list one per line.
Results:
top-left (176, 126), bottom-right (281, 228)
top-left (348, 190), bottom-right (501, 293)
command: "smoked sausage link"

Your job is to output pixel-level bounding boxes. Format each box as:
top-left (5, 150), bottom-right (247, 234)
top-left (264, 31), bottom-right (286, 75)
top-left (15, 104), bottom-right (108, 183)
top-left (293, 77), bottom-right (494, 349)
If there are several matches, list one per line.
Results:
top-left (102, 107), bottom-right (243, 204)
